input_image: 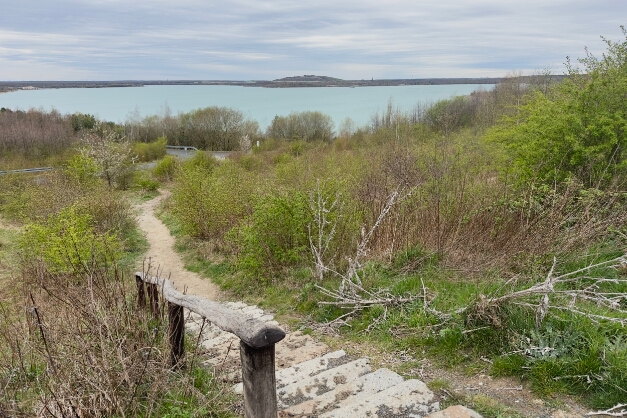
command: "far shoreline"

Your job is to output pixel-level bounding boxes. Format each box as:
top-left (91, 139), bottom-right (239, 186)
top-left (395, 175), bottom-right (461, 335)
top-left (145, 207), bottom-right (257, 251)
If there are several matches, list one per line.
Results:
top-left (0, 75), bottom-right (566, 92)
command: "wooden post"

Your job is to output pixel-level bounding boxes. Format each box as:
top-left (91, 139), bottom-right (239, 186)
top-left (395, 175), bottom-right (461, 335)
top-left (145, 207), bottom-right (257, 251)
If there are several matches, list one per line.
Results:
top-left (240, 341), bottom-right (278, 418)
top-left (147, 283), bottom-right (159, 317)
top-left (136, 274), bottom-right (146, 309)
top-left (168, 302), bottom-right (184, 366)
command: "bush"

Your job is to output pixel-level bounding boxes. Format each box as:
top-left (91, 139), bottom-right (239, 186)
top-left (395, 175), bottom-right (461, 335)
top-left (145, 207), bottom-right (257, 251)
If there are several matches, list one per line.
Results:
top-left (133, 136), bottom-right (167, 162)
top-left (171, 161), bottom-right (258, 243)
top-left (18, 205), bottom-right (122, 274)
top-left (0, 262), bottom-right (235, 416)
top-left (64, 154), bottom-right (99, 187)
top-left (230, 191), bottom-right (311, 280)
top-left (153, 155), bottom-right (180, 181)
top-left (487, 28), bottom-right (627, 187)
top-left (133, 170), bottom-right (160, 192)
top-left (183, 150), bottom-right (220, 172)
top-left (266, 111), bottom-right (335, 142)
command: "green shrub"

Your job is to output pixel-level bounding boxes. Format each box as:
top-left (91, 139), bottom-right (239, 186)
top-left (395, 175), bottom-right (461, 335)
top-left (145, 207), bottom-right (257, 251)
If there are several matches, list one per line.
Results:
top-left (64, 154), bottom-right (99, 186)
top-left (230, 191), bottom-right (311, 280)
top-left (18, 205), bottom-right (122, 273)
top-left (183, 150), bottom-right (219, 172)
top-left (133, 170), bottom-right (160, 192)
top-left (153, 155), bottom-right (180, 181)
top-left (133, 136), bottom-right (167, 162)
top-left (171, 161), bottom-right (257, 243)
top-left (487, 29), bottom-right (627, 187)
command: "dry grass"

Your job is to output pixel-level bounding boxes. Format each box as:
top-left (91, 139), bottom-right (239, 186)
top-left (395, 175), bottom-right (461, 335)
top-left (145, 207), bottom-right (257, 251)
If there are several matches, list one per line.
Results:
top-left (0, 258), bottom-right (235, 417)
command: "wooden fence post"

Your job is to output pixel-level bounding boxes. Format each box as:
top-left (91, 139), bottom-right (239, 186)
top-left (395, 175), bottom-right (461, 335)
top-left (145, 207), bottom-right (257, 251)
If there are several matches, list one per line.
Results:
top-left (147, 283), bottom-right (159, 317)
top-left (136, 274), bottom-right (146, 309)
top-left (168, 302), bottom-right (184, 366)
top-left (240, 341), bottom-right (278, 418)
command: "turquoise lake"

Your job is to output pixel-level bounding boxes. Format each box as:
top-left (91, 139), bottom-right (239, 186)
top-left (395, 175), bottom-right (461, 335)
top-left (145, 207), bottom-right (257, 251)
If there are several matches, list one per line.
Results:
top-left (0, 84), bottom-right (489, 130)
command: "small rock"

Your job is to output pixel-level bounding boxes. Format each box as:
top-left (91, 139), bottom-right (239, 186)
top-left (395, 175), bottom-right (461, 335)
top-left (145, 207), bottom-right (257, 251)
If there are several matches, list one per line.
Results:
top-left (425, 405), bottom-right (483, 418)
top-left (551, 411), bottom-right (582, 418)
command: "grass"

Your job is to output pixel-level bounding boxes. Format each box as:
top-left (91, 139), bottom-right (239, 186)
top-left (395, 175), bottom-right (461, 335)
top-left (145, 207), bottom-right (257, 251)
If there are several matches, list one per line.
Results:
top-left (0, 216), bottom-right (20, 299)
top-left (162, 216), bottom-right (627, 411)
top-left (0, 178), bottom-right (240, 417)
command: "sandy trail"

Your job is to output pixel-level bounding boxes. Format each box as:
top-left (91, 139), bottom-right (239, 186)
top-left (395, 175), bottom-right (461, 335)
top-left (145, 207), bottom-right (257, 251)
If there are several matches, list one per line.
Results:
top-left (135, 192), bottom-right (221, 301)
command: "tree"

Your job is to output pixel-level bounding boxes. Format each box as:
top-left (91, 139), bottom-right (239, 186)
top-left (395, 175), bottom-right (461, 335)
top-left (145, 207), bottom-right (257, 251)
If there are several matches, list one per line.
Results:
top-left (70, 112), bottom-right (96, 132)
top-left (79, 123), bottom-right (135, 188)
top-left (178, 107), bottom-right (259, 151)
top-left (266, 111), bottom-right (335, 142)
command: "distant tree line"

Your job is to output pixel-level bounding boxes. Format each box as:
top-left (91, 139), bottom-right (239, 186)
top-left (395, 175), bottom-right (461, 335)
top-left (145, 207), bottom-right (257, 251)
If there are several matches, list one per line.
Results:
top-left (0, 108), bottom-right (76, 158)
top-left (124, 106), bottom-right (260, 151)
top-left (266, 111), bottom-right (335, 142)
top-left (0, 69), bottom-right (561, 164)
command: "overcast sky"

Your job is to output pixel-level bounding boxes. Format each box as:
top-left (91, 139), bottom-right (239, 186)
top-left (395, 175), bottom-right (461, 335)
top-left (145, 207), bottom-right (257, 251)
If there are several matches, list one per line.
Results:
top-left (0, 0), bottom-right (624, 81)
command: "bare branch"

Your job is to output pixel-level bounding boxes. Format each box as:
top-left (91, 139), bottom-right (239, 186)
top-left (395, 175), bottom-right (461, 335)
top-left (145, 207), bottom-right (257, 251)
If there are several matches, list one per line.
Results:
top-left (586, 404), bottom-right (627, 417)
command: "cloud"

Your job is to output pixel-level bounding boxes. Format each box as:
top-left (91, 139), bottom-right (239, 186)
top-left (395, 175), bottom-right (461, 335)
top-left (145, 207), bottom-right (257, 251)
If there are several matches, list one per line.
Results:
top-left (0, 0), bottom-right (624, 80)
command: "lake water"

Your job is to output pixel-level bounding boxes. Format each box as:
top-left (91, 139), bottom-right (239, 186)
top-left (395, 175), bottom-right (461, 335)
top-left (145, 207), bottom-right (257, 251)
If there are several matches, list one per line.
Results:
top-left (0, 84), bottom-right (489, 130)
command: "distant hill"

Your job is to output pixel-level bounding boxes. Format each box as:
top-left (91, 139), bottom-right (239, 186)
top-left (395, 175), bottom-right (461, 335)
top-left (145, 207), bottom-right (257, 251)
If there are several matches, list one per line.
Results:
top-left (0, 75), bottom-right (567, 90)
top-left (273, 75), bottom-right (343, 82)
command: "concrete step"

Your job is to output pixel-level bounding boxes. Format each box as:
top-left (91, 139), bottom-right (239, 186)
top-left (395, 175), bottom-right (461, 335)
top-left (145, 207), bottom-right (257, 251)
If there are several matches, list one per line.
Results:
top-left (200, 332), bottom-right (239, 349)
top-left (317, 379), bottom-right (439, 418)
top-left (277, 358), bottom-right (372, 409)
top-left (183, 300), bottom-right (480, 418)
top-left (276, 350), bottom-right (350, 389)
top-left (425, 405), bottom-right (483, 418)
top-left (234, 350), bottom-right (349, 394)
top-left (279, 367), bottom-right (405, 417)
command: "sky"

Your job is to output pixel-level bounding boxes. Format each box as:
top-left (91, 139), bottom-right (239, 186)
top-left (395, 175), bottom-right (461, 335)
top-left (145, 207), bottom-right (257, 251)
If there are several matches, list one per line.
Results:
top-left (0, 0), bottom-right (624, 81)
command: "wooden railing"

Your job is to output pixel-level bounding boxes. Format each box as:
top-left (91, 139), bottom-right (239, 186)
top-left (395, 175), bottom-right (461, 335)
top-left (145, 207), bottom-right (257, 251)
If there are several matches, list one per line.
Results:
top-left (135, 272), bottom-right (286, 418)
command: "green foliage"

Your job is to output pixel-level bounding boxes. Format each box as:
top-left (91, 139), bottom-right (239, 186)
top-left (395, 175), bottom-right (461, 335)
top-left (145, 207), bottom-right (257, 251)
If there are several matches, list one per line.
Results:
top-left (64, 154), bottom-right (99, 186)
top-left (132, 170), bottom-right (160, 193)
top-left (488, 28), bottom-right (627, 187)
top-left (70, 112), bottom-right (96, 131)
top-left (267, 111), bottom-right (335, 142)
top-left (18, 205), bottom-right (121, 273)
top-left (133, 136), bottom-right (167, 162)
top-left (230, 191), bottom-right (312, 280)
top-left (423, 95), bottom-right (477, 134)
top-left (171, 161), bottom-right (257, 242)
top-left (183, 150), bottom-right (220, 172)
top-left (153, 154), bottom-right (180, 181)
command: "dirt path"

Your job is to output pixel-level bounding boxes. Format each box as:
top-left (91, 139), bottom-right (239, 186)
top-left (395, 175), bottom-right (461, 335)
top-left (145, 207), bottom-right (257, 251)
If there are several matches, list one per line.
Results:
top-left (133, 193), bottom-right (592, 417)
top-left (135, 192), bottom-right (221, 301)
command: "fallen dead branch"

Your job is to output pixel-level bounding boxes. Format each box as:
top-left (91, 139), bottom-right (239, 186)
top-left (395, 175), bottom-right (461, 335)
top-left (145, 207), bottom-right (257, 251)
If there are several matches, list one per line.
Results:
top-left (465, 254), bottom-right (627, 328)
top-left (586, 404), bottom-right (627, 417)
top-left (311, 185), bottom-right (427, 330)
top-left (310, 185), bottom-right (410, 297)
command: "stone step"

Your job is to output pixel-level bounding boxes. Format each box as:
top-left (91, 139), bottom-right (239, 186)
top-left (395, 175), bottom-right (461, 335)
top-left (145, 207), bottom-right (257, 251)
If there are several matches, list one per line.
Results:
top-left (234, 350), bottom-right (349, 394)
top-left (279, 367), bottom-right (405, 417)
top-left (276, 350), bottom-right (350, 389)
top-left (201, 332), bottom-right (239, 349)
top-left (317, 379), bottom-right (439, 418)
top-left (224, 301), bottom-right (248, 310)
top-left (277, 358), bottom-right (372, 409)
top-left (182, 301), bottom-right (480, 418)
top-left (425, 405), bottom-right (483, 418)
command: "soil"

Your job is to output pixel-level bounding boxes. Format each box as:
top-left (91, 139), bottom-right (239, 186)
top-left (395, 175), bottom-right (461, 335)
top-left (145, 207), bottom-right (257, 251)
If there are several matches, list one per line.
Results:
top-left (323, 336), bottom-right (596, 418)
top-left (135, 191), bottom-right (221, 301)
top-left (134, 193), bottom-right (603, 418)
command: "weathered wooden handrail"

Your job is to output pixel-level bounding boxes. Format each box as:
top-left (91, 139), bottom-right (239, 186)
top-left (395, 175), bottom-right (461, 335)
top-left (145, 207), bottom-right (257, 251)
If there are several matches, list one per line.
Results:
top-left (135, 272), bottom-right (285, 418)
